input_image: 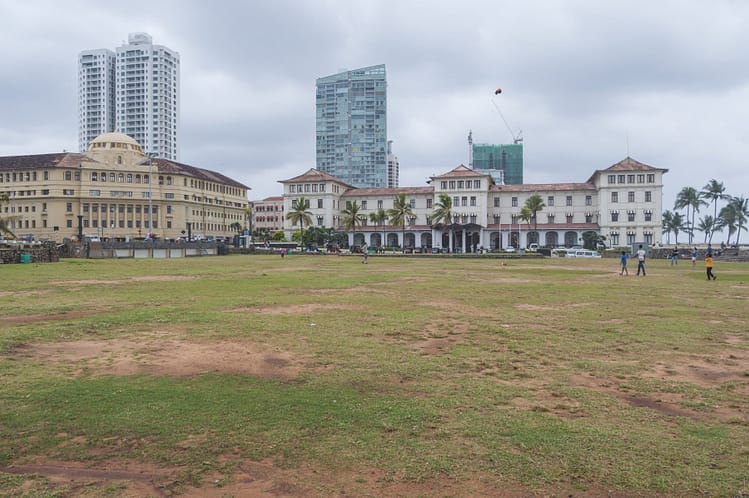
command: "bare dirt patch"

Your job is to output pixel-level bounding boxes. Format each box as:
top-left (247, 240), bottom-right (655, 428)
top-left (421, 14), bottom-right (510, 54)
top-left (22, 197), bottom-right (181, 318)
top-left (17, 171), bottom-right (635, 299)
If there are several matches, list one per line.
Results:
top-left (13, 331), bottom-right (303, 379)
top-left (4, 310), bottom-right (99, 324)
top-left (228, 303), bottom-right (365, 315)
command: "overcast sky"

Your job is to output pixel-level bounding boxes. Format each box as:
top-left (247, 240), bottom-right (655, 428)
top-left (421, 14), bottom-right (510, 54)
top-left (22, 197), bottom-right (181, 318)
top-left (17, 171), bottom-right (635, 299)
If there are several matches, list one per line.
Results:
top-left (1, 0), bottom-right (747, 213)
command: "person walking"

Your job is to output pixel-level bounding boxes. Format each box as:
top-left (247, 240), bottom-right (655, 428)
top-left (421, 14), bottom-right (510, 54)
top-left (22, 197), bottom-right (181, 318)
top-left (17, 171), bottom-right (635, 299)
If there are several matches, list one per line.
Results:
top-left (620, 251), bottom-right (629, 276)
top-left (670, 246), bottom-right (679, 266)
top-left (361, 243), bottom-right (368, 264)
top-left (705, 254), bottom-right (717, 280)
top-left (636, 244), bottom-right (647, 276)
top-left (691, 247), bottom-right (698, 268)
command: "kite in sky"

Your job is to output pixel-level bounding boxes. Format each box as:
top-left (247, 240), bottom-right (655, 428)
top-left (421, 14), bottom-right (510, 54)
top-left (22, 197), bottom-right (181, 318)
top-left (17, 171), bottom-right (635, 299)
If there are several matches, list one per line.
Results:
top-left (494, 87), bottom-right (502, 95)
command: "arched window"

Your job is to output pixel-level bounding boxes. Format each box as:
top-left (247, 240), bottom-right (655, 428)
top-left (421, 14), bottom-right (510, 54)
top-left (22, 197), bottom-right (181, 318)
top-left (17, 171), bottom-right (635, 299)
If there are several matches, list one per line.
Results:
top-left (135, 174), bottom-right (141, 184)
top-left (127, 174), bottom-right (133, 183)
top-left (101, 172), bottom-right (107, 181)
top-left (117, 155), bottom-right (122, 165)
top-left (118, 173), bottom-right (124, 183)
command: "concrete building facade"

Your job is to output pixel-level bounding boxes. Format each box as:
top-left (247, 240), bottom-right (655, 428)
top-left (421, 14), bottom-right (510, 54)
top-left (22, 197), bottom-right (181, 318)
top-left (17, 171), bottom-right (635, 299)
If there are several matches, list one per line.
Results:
top-left (1, 133), bottom-right (248, 242)
top-left (279, 157), bottom-right (667, 251)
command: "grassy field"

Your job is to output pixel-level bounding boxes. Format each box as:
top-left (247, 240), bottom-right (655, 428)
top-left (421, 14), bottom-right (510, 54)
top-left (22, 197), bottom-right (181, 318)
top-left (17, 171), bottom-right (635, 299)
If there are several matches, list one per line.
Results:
top-left (0, 254), bottom-right (747, 497)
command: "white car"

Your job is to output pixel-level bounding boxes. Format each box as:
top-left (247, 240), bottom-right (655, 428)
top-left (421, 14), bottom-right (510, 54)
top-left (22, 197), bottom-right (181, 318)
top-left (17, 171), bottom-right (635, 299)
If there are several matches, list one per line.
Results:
top-left (574, 249), bottom-right (602, 258)
top-left (502, 246), bottom-right (516, 252)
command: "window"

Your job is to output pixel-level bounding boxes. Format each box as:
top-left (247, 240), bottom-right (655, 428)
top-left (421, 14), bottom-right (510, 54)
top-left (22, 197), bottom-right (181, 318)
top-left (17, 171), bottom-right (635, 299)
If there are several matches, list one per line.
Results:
top-left (547, 214), bottom-right (555, 224)
top-left (90, 190), bottom-right (100, 196)
top-left (644, 211), bottom-right (652, 221)
top-left (457, 181), bottom-right (464, 189)
top-left (166, 176), bottom-right (172, 185)
top-left (461, 197), bottom-right (467, 207)
top-left (304, 184), bottom-right (310, 192)
top-left (627, 233), bottom-right (636, 245)
top-left (608, 175), bottom-right (616, 184)
top-left (317, 199), bottom-right (323, 208)
top-left (317, 216), bottom-right (324, 226)
top-left (611, 192), bottom-right (618, 203)
top-left (470, 196), bottom-right (476, 206)
top-left (66, 219), bottom-right (72, 228)
top-left (610, 233), bottom-right (619, 245)
top-left (453, 196), bottom-right (459, 207)
top-left (289, 185), bottom-right (295, 193)
top-left (611, 211), bottom-right (619, 222)
top-left (66, 202), bottom-right (72, 212)
top-left (92, 172), bottom-right (98, 181)
top-left (409, 199), bottom-right (416, 208)
top-left (494, 197), bottom-right (500, 207)
top-left (628, 192), bottom-right (635, 203)
top-left (627, 174), bottom-right (635, 183)
top-left (440, 181), bottom-right (447, 189)
top-left (547, 196), bottom-right (554, 206)
top-left (511, 197), bottom-right (518, 207)
top-left (449, 181), bottom-right (456, 189)
top-left (44, 171), bottom-right (49, 181)
top-left (618, 175), bottom-right (626, 184)
top-left (474, 180), bottom-right (481, 188)
top-left (645, 191), bottom-right (652, 202)
top-left (377, 199), bottom-right (383, 209)
top-left (127, 174), bottom-right (133, 183)
top-left (585, 195), bottom-right (592, 206)
top-left (566, 214), bottom-right (574, 224)
top-left (319, 184), bottom-right (325, 192)
top-left (585, 214), bottom-right (593, 223)
top-left (164, 193), bottom-right (174, 199)
top-left (647, 174), bottom-right (655, 183)
top-left (426, 198), bottom-right (432, 209)
top-left (566, 196), bottom-right (573, 206)
top-left (63, 189), bottom-right (74, 195)
top-left (637, 174), bottom-right (645, 183)
top-left (64, 171), bottom-right (71, 181)
top-left (628, 211), bottom-right (636, 222)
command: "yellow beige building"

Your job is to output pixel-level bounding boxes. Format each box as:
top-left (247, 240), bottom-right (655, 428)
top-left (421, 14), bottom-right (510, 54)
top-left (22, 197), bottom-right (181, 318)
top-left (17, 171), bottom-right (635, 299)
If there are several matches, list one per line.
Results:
top-left (0, 133), bottom-right (250, 241)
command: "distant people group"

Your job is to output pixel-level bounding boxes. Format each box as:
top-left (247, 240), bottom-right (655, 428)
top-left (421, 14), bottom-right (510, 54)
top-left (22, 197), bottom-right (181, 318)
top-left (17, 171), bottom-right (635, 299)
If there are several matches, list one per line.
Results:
top-left (617, 244), bottom-right (718, 281)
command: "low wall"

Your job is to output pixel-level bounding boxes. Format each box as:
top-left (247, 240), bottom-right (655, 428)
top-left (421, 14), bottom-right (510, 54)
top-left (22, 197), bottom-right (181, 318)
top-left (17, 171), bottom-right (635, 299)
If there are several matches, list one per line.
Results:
top-left (0, 242), bottom-right (60, 264)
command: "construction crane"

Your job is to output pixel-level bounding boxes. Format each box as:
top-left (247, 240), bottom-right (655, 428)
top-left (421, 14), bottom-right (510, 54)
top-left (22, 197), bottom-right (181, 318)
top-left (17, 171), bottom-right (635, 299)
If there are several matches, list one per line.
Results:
top-left (491, 99), bottom-right (523, 144)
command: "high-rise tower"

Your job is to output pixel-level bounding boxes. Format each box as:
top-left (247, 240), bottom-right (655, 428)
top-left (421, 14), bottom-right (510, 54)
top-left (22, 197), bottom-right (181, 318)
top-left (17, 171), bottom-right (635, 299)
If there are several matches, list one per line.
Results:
top-left (315, 64), bottom-right (387, 188)
top-left (78, 49), bottom-right (116, 153)
top-left (78, 33), bottom-right (180, 160)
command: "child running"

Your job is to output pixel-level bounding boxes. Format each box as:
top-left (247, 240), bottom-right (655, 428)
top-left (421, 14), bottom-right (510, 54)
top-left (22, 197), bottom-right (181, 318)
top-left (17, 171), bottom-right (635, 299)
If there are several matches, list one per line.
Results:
top-left (705, 254), bottom-right (717, 280)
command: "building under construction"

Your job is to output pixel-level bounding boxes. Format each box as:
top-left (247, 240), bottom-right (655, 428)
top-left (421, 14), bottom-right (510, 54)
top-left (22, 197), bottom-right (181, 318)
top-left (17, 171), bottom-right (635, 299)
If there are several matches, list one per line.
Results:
top-left (471, 143), bottom-right (523, 185)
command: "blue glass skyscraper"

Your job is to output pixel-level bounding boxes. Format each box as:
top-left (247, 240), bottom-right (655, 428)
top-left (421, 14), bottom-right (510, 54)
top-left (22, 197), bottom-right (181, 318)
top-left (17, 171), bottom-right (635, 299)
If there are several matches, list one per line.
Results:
top-left (316, 65), bottom-right (388, 188)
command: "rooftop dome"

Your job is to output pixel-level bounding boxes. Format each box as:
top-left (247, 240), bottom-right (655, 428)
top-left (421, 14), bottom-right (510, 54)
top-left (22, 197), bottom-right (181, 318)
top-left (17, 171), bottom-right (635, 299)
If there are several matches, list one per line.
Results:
top-left (88, 132), bottom-right (144, 155)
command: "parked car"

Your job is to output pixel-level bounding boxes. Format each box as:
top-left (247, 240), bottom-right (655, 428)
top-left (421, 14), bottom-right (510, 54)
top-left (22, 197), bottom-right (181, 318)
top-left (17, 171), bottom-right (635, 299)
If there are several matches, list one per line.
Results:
top-left (528, 243), bottom-right (539, 252)
top-left (573, 249), bottom-right (602, 258)
top-left (502, 245), bottom-right (516, 252)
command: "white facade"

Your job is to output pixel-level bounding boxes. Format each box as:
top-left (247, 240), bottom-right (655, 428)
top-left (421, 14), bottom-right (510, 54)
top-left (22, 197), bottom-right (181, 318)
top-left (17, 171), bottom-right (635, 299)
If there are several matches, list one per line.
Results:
top-left (78, 33), bottom-right (180, 161)
top-left (279, 158), bottom-right (668, 251)
top-left (116, 33), bottom-right (180, 161)
top-left (78, 49), bottom-right (116, 153)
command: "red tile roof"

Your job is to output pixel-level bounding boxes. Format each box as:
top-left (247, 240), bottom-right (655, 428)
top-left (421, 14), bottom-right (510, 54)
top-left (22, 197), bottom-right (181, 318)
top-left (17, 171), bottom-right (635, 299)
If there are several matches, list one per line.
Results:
top-left (140, 158), bottom-right (250, 190)
top-left (490, 182), bottom-right (596, 192)
top-left (601, 157), bottom-right (660, 172)
top-left (342, 186), bottom-right (434, 197)
top-left (431, 165), bottom-right (490, 179)
top-left (279, 168), bottom-right (355, 188)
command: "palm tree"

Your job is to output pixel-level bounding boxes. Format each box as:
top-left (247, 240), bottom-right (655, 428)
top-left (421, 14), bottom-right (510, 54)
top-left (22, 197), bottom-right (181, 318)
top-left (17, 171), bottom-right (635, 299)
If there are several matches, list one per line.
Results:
top-left (662, 210), bottom-right (674, 244)
top-left (700, 179), bottom-right (728, 241)
top-left (727, 195), bottom-right (749, 246)
top-left (368, 208), bottom-right (388, 249)
top-left (0, 192), bottom-right (14, 238)
top-left (663, 210), bottom-right (687, 244)
top-left (523, 194), bottom-right (545, 232)
top-left (285, 197), bottom-right (312, 245)
top-left (718, 201), bottom-right (740, 246)
top-left (696, 215), bottom-right (716, 243)
top-left (387, 193), bottom-right (415, 253)
top-left (431, 193), bottom-right (454, 252)
top-left (341, 200), bottom-right (366, 249)
top-left (674, 186), bottom-right (706, 244)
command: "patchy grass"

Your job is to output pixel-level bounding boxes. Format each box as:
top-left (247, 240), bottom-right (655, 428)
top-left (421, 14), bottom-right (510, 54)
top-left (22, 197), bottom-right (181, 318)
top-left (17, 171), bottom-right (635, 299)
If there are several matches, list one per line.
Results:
top-left (0, 254), bottom-right (748, 496)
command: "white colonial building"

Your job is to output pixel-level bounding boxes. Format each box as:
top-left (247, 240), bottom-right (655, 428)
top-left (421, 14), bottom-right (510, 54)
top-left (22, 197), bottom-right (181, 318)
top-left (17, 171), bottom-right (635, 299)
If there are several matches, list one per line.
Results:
top-left (279, 157), bottom-right (667, 251)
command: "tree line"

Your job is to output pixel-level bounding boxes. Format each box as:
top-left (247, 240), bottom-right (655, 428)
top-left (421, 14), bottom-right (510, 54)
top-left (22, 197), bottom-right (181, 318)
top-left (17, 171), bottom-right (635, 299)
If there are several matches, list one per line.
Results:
top-left (663, 180), bottom-right (748, 246)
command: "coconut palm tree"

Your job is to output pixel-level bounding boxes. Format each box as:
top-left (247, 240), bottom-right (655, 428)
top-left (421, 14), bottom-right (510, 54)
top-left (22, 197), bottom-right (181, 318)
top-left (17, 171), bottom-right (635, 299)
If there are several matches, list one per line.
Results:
top-left (674, 186), bottom-right (706, 244)
top-left (727, 195), bottom-right (749, 246)
top-left (523, 194), bottom-right (545, 232)
top-left (285, 197), bottom-right (312, 245)
top-left (696, 215), bottom-right (717, 243)
top-left (431, 193), bottom-right (454, 252)
top-left (368, 208), bottom-right (388, 249)
top-left (663, 210), bottom-right (686, 245)
top-left (0, 192), bottom-right (14, 238)
top-left (387, 193), bottom-right (415, 253)
top-left (662, 210), bottom-right (674, 244)
top-left (341, 200), bottom-right (366, 249)
top-left (700, 179), bottom-right (728, 242)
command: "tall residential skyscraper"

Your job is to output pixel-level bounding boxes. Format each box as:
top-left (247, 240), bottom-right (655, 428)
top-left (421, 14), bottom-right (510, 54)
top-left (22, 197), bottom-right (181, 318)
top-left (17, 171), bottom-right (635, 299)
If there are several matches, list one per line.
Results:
top-left (78, 49), bottom-right (116, 153)
top-left (316, 64), bottom-right (387, 188)
top-left (78, 33), bottom-right (180, 160)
